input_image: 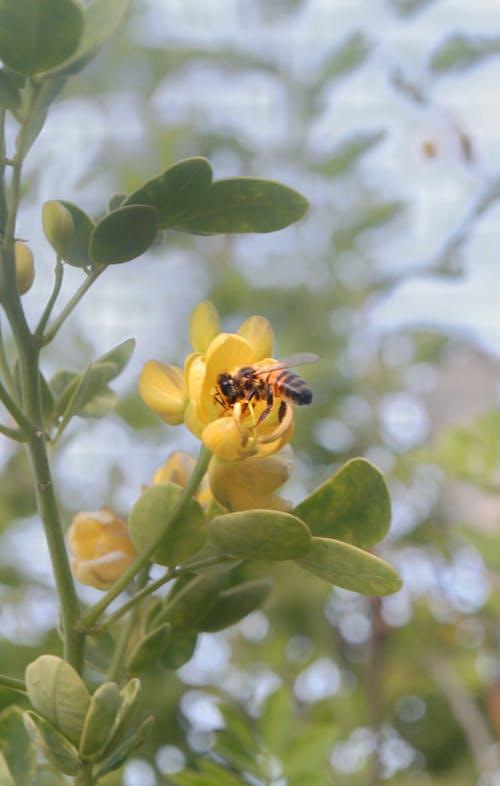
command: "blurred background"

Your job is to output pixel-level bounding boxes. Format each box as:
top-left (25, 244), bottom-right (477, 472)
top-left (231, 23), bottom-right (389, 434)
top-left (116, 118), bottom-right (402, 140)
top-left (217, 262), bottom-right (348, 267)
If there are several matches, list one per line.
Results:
top-left (3, 0), bottom-right (500, 784)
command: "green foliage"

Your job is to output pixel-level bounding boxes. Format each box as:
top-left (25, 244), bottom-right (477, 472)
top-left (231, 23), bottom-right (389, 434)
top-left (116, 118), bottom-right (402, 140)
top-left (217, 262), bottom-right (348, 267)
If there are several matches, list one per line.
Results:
top-left (79, 682), bottom-right (122, 758)
top-left (296, 536), bottom-right (402, 595)
top-left (23, 712), bottom-right (80, 776)
top-left (208, 509), bottom-right (312, 560)
top-left (0, 0), bottom-right (83, 75)
top-left (0, 706), bottom-right (37, 786)
top-left (294, 458), bottom-right (392, 548)
top-left (0, 69), bottom-right (21, 110)
top-left (129, 482), bottom-right (207, 566)
top-left (430, 33), bottom-right (500, 72)
top-left (89, 205), bottom-right (158, 265)
top-left (124, 156), bottom-right (309, 234)
top-left (57, 201), bottom-right (94, 268)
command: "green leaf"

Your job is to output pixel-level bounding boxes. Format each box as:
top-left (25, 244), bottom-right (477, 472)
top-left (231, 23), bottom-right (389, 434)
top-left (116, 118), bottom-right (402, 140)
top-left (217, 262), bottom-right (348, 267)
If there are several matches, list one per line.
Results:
top-left (24, 78), bottom-right (66, 152)
top-left (55, 338), bottom-right (135, 425)
top-left (0, 754), bottom-right (15, 786)
top-left (208, 510), bottom-right (311, 560)
top-left (22, 712), bottom-right (80, 776)
top-left (0, 69), bottom-right (21, 110)
top-left (126, 622), bottom-right (171, 674)
top-left (160, 629), bottom-right (198, 670)
top-left (0, 0), bottom-right (83, 75)
top-left (96, 678), bottom-right (142, 762)
top-left (0, 706), bottom-right (36, 786)
top-left (313, 130), bottom-right (385, 179)
top-left (51, 0), bottom-right (130, 75)
top-left (430, 34), bottom-right (500, 73)
top-left (58, 201), bottom-right (94, 268)
top-left (175, 177), bottom-right (309, 234)
top-left (95, 715), bottom-right (154, 777)
top-left (129, 482), bottom-right (207, 567)
top-left (79, 682), bottom-right (122, 758)
top-left (296, 537), bottom-right (402, 595)
top-left (125, 156), bottom-right (309, 234)
top-left (89, 205), bottom-right (158, 265)
top-left (78, 386), bottom-right (118, 419)
top-left (293, 458), bottom-right (391, 548)
top-left (199, 577), bottom-right (272, 632)
top-left (318, 31), bottom-right (371, 85)
top-left (161, 573), bottom-right (229, 630)
top-left (170, 759), bottom-right (249, 786)
top-left (25, 655), bottom-right (91, 746)
top-left (124, 157), bottom-right (213, 228)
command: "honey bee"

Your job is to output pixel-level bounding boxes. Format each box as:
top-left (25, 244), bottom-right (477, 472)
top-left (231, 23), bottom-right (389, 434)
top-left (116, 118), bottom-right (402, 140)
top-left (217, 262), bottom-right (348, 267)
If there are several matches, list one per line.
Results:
top-left (215, 353), bottom-right (317, 426)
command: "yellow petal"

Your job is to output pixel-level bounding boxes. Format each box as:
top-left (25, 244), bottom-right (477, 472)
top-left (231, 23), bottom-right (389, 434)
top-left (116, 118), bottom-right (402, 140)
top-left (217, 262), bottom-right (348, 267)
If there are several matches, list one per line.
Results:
top-left (139, 361), bottom-right (186, 425)
top-left (72, 552), bottom-right (135, 590)
top-left (237, 315), bottom-right (273, 361)
top-left (208, 447), bottom-right (293, 511)
top-left (153, 451), bottom-right (196, 486)
top-left (201, 417), bottom-right (255, 461)
top-left (189, 300), bottom-right (221, 352)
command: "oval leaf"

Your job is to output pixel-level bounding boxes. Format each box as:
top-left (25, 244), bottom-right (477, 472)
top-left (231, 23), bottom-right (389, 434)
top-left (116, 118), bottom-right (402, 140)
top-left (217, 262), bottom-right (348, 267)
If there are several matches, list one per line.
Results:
top-left (126, 622), bottom-right (171, 674)
top-left (90, 204), bottom-right (158, 265)
top-left (124, 156), bottom-right (213, 229)
top-left (0, 69), bottom-right (21, 110)
top-left (129, 482), bottom-right (207, 567)
top-left (293, 458), bottom-right (391, 548)
top-left (200, 578), bottom-right (272, 632)
top-left (0, 0), bottom-right (83, 75)
top-left (51, 0), bottom-right (130, 76)
top-left (296, 537), bottom-right (402, 596)
top-left (58, 201), bottom-right (94, 267)
top-left (22, 712), bottom-right (80, 776)
top-left (161, 573), bottom-right (229, 630)
top-left (95, 715), bottom-right (154, 777)
top-left (175, 177), bottom-right (309, 234)
top-left (79, 682), bottom-right (122, 758)
top-left (25, 655), bottom-right (90, 747)
top-left (160, 629), bottom-right (198, 671)
top-left (208, 510), bottom-right (311, 560)
top-left (0, 706), bottom-right (36, 786)
top-left (96, 678), bottom-right (141, 763)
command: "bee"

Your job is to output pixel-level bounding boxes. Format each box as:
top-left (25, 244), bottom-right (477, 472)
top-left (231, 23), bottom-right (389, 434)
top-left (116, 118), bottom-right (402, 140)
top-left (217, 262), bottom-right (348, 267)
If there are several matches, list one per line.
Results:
top-left (215, 352), bottom-right (317, 426)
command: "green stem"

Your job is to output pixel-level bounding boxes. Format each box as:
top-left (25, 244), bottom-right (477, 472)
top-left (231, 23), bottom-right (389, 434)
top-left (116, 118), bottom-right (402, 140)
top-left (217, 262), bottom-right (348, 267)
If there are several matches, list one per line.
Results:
top-left (34, 255), bottom-right (64, 339)
top-left (99, 554), bottom-right (225, 632)
top-left (0, 375), bottom-right (35, 434)
top-left (0, 79), bottom-right (83, 671)
top-left (0, 422), bottom-right (27, 441)
top-left (105, 565), bottom-right (151, 682)
top-left (0, 673), bottom-right (26, 693)
top-left (79, 445), bottom-right (212, 630)
top-left (0, 320), bottom-right (17, 397)
top-left (41, 265), bottom-right (105, 346)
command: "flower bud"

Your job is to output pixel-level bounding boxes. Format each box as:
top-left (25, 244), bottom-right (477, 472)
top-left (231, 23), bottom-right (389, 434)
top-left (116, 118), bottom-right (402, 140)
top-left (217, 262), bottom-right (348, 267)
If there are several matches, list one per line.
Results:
top-left (67, 508), bottom-right (137, 590)
top-left (42, 200), bottom-right (74, 256)
top-left (15, 241), bottom-right (35, 294)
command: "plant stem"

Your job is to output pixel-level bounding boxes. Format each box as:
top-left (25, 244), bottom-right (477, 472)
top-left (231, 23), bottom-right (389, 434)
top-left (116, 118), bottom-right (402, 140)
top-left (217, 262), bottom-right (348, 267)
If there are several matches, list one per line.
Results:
top-left (99, 554), bottom-right (225, 632)
top-left (0, 320), bottom-right (17, 397)
top-left (79, 445), bottom-right (212, 629)
top-left (0, 78), bottom-right (83, 671)
top-left (41, 265), bottom-right (105, 346)
top-left (34, 255), bottom-right (64, 339)
top-left (0, 673), bottom-right (26, 693)
top-left (106, 565), bottom-right (151, 682)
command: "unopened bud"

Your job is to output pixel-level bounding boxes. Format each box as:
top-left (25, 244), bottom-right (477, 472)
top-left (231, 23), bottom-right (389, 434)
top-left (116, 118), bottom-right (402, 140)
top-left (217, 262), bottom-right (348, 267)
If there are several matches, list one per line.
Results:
top-left (15, 241), bottom-right (35, 294)
top-left (42, 200), bottom-right (74, 256)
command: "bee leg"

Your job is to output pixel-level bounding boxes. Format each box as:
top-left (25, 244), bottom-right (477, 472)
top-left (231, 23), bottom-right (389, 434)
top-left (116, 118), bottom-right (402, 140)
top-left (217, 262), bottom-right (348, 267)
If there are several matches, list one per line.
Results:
top-left (278, 400), bottom-right (287, 422)
top-left (256, 384), bottom-right (274, 425)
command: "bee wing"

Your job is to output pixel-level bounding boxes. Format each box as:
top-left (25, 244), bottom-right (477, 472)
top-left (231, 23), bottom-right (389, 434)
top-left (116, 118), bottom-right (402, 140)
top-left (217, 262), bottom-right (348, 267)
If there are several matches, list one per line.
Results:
top-left (256, 353), bottom-right (319, 373)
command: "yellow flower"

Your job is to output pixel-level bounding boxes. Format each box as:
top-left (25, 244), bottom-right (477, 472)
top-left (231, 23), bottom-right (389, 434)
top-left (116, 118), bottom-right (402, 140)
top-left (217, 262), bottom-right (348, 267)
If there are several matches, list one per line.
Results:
top-left (152, 450), bottom-right (213, 509)
top-left (208, 446), bottom-right (294, 512)
top-left (139, 301), bottom-right (299, 461)
top-left (67, 509), bottom-right (137, 590)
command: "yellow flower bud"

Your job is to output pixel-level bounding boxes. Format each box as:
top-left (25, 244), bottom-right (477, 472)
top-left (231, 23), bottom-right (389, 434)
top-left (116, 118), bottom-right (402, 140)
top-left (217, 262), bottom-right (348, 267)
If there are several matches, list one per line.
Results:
top-left (14, 241), bottom-right (35, 294)
top-left (189, 300), bottom-right (221, 352)
top-left (153, 450), bottom-right (212, 509)
top-left (42, 200), bottom-right (74, 256)
top-left (208, 446), bottom-right (294, 512)
top-left (67, 508), bottom-right (137, 590)
top-left (138, 361), bottom-right (187, 425)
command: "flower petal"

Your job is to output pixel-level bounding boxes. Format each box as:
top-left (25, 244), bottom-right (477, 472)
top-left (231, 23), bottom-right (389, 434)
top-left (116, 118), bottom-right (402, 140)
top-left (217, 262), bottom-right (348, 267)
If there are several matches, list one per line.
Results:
top-left (208, 446), bottom-right (293, 511)
top-left (237, 315), bottom-right (273, 361)
top-left (201, 417), bottom-right (256, 461)
top-left (190, 300), bottom-right (221, 352)
top-left (139, 361), bottom-right (186, 425)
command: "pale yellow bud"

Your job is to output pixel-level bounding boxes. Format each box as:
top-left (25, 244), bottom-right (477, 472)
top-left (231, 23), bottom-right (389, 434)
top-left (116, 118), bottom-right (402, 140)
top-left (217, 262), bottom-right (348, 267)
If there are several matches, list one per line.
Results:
top-left (15, 241), bottom-right (35, 294)
top-left (42, 200), bottom-right (74, 256)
